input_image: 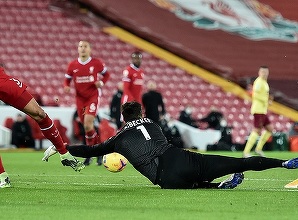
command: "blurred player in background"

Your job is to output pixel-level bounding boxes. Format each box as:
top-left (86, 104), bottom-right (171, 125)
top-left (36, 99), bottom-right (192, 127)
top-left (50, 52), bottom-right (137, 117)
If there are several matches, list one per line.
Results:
top-left (142, 80), bottom-right (166, 125)
top-left (0, 64), bottom-right (85, 187)
top-left (243, 66), bottom-right (273, 158)
top-left (64, 40), bottom-right (110, 165)
top-left (110, 82), bottom-right (124, 129)
top-left (121, 51), bottom-right (144, 104)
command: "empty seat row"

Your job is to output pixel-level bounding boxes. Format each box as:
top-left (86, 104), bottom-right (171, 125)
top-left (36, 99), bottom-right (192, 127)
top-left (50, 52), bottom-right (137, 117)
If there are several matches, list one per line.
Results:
top-left (0, 0), bottom-right (293, 144)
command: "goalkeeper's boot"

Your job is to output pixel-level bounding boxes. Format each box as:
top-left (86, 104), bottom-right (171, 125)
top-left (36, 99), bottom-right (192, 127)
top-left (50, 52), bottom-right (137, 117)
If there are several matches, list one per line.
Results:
top-left (283, 158), bottom-right (298, 169)
top-left (218, 173), bottom-right (244, 189)
top-left (60, 152), bottom-right (85, 172)
top-left (42, 145), bottom-right (58, 162)
top-left (96, 156), bottom-right (103, 166)
top-left (83, 157), bottom-right (93, 166)
top-left (0, 172), bottom-right (11, 188)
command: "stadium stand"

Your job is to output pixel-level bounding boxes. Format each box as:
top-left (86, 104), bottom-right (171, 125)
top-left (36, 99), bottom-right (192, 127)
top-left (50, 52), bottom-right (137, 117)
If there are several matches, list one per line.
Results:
top-left (0, 0), bottom-right (295, 144)
top-left (81, 0), bottom-right (298, 110)
top-left (3, 117), bottom-right (14, 130)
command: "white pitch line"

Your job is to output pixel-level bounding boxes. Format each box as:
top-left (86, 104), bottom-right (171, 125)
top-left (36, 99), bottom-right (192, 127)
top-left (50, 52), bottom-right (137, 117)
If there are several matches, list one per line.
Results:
top-left (244, 178), bottom-right (294, 182)
top-left (9, 181), bottom-right (298, 191)
top-left (8, 175), bottom-right (298, 190)
top-left (13, 181), bottom-right (154, 187)
top-left (239, 187), bottom-right (297, 192)
top-left (9, 174), bottom-right (142, 178)
top-left (9, 174), bottom-right (296, 182)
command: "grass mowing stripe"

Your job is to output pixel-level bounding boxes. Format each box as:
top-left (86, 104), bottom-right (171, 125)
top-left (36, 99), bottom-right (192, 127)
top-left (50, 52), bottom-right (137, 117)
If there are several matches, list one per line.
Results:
top-left (8, 173), bottom-right (142, 178)
top-left (1, 151), bottom-right (298, 220)
top-left (239, 187), bottom-right (298, 192)
top-left (14, 180), bottom-right (153, 187)
top-left (245, 178), bottom-right (295, 181)
top-left (10, 175), bottom-right (296, 182)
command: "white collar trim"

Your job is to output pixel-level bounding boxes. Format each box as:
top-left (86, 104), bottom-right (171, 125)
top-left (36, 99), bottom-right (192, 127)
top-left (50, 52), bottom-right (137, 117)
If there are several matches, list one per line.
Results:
top-left (78, 57), bottom-right (92, 65)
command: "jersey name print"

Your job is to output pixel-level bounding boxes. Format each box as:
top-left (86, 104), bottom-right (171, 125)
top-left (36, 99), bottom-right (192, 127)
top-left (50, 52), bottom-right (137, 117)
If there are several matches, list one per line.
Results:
top-left (123, 118), bottom-right (153, 129)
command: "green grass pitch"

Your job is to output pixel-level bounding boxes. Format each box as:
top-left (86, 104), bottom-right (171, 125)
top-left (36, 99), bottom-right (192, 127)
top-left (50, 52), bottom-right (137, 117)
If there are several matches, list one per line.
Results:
top-left (0, 150), bottom-right (297, 220)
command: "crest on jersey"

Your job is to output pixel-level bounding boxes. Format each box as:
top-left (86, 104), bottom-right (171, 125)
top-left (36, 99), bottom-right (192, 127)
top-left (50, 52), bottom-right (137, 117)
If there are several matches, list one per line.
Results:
top-left (149, 0), bottom-right (298, 42)
top-left (89, 66), bottom-right (94, 74)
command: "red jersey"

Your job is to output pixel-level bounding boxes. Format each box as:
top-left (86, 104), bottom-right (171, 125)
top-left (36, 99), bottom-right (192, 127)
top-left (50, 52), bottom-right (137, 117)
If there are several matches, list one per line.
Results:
top-left (0, 67), bottom-right (10, 80)
top-left (0, 67), bottom-right (27, 105)
top-left (64, 57), bottom-right (110, 99)
top-left (121, 64), bottom-right (144, 104)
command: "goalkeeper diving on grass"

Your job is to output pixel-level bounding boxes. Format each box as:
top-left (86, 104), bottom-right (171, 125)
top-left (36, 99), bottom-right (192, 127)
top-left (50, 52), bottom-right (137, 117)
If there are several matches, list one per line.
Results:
top-left (43, 101), bottom-right (298, 189)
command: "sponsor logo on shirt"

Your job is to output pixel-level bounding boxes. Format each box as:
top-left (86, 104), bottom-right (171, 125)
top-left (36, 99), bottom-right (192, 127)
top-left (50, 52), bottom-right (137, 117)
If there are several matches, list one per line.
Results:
top-left (134, 79), bottom-right (143, 85)
top-left (75, 76), bottom-right (95, 83)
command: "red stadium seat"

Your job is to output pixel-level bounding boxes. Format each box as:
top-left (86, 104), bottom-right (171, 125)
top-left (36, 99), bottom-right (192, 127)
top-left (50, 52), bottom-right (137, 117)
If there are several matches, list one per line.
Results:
top-left (98, 119), bottom-right (117, 143)
top-left (53, 119), bottom-right (70, 144)
top-left (0, 0), bottom-right (294, 144)
top-left (26, 116), bottom-right (45, 141)
top-left (289, 136), bottom-right (298, 152)
top-left (3, 117), bottom-right (14, 129)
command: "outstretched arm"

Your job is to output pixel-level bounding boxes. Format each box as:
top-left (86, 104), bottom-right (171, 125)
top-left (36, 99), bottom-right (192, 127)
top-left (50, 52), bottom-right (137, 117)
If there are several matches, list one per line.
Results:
top-left (66, 142), bottom-right (114, 158)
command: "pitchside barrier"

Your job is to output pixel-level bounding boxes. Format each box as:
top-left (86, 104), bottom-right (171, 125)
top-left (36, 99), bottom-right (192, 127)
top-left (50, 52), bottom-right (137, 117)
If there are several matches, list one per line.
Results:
top-left (0, 125), bottom-right (11, 147)
top-left (0, 105), bottom-right (110, 149)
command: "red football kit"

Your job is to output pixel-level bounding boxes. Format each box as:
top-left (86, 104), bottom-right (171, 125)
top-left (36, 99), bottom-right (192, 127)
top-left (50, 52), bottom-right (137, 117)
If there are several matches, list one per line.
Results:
top-left (121, 64), bottom-right (144, 104)
top-left (0, 67), bottom-right (29, 109)
top-left (0, 67), bottom-right (68, 153)
top-left (64, 57), bottom-right (110, 122)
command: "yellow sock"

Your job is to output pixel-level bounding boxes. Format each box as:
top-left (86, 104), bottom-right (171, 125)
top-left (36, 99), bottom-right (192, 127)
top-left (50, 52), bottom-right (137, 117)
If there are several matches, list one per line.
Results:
top-left (255, 130), bottom-right (271, 151)
top-left (243, 131), bottom-right (259, 154)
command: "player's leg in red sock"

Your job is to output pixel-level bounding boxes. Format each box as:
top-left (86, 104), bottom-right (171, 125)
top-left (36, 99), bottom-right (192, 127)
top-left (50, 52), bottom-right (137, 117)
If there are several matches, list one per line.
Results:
top-left (37, 114), bottom-right (67, 154)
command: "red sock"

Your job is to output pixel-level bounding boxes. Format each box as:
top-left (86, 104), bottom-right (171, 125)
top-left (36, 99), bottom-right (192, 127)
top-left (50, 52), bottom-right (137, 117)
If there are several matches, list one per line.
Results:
top-left (85, 129), bottom-right (99, 146)
top-left (37, 115), bottom-right (67, 154)
top-left (0, 156), bottom-right (5, 174)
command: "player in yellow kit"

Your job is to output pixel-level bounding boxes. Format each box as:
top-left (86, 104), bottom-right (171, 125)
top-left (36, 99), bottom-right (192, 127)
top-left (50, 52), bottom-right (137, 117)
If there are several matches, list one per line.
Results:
top-left (243, 66), bottom-right (273, 158)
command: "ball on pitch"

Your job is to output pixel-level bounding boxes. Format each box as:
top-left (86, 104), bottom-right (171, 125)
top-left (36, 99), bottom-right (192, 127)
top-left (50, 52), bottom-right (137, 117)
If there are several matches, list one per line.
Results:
top-left (103, 153), bottom-right (128, 172)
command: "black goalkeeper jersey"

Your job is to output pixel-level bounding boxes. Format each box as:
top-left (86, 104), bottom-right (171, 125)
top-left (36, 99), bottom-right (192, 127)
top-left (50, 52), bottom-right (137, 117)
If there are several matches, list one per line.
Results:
top-left (91, 118), bottom-right (173, 184)
top-left (67, 117), bottom-right (288, 189)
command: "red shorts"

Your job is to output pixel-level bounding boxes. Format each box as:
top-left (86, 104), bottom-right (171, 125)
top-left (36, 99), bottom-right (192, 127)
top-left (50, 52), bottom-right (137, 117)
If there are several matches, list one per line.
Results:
top-left (0, 76), bottom-right (32, 110)
top-left (253, 114), bottom-right (271, 128)
top-left (76, 95), bottom-right (100, 123)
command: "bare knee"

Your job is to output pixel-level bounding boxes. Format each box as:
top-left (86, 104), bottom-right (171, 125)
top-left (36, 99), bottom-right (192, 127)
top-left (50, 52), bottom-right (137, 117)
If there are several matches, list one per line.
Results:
top-left (83, 115), bottom-right (95, 132)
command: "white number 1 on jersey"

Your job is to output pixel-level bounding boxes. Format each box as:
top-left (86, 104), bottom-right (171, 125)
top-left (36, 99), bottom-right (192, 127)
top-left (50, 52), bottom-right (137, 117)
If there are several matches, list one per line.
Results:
top-left (137, 125), bottom-right (151, 140)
